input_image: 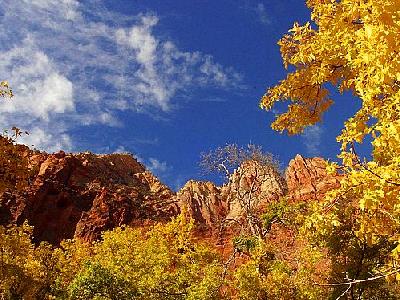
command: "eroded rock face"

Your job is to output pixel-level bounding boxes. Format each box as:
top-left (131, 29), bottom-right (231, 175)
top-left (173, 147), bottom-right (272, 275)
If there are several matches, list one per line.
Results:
top-left (223, 160), bottom-right (287, 221)
top-left (177, 156), bottom-right (339, 235)
top-left (0, 147), bottom-right (340, 245)
top-left (285, 154), bottom-right (341, 202)
top-left (176, 180), bottom-right (227, 233)
top-left (176, 161), bottom-right (287, 236)
top-left (0, 151), bottom-right (179, 244)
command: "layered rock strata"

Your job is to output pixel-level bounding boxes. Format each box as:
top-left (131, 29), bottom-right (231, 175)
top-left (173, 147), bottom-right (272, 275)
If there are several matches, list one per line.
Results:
top-left (0, 151), bottom-right (178, 244)
top-left (0, 148), bottom-right (340, 244)
top-left (285, 154), bottom-right (341, 202)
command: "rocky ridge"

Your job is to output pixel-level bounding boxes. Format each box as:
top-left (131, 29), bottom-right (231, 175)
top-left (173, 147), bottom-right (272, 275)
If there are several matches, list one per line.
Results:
top-left (0, 151), bottom-right (178, 244)
top-left (0, 149), bottom-right (341, 244)
top-left (285, 154), bottom-right (341, 202)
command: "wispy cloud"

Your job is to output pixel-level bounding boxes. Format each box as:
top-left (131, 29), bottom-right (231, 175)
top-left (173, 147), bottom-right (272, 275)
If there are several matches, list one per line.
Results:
top-left (112, 146), bottom-right (171, 181)
top-left (147, 158), bottom-right (169, 175)
top-left (302, 125), bottom-right (323, 156)
top-left (0, 0), bottom-right (241, 152)
top-left (241, 2), bottom-right (271, 25)
top-left (113, 145), bottom-right (129, 154)
top-left (133, 154), bottom-right (171, 180)
top-left (254, 3), bottom-right (270, 24)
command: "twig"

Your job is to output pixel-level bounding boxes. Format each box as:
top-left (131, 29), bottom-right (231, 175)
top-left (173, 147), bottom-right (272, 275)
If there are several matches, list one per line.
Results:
top-left (315, 268), bottom-right (400, 287)
top-left (350, 142), bottom-right (400, 187)
top-left (336, 283), bottom-right (352, 300)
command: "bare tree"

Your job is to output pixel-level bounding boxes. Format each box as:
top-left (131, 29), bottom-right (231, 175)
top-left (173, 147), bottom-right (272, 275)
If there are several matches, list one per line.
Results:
top-left (200, 144), bottom-right (286, 240)
top-left (199, 143), bottom-right (281, 181)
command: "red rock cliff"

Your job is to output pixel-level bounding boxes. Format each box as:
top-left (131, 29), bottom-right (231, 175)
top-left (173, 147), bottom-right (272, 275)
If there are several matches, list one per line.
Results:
top-left (0, 148), bottom-right (341, 244)
top-left (285, 154), bottom-right (341, 202)
top-left (0, 151), bottom-right (179, 244)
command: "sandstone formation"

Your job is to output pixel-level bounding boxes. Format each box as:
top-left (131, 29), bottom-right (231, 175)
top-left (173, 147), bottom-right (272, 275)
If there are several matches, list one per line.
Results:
top-left (176, 160), bottom-right (287, 237)
top-left (0, 145), bottom-right (341, 245)
top-left (177, 156), bottom-right (340, 236)
top-left (176, 180), bottom-right (227, 233)
top-left (0, 151), bottom-right (179, 244)
top-left (285, 154), bottom-right (341, 202)
top-left (223, 160), bottom-right (287, 221)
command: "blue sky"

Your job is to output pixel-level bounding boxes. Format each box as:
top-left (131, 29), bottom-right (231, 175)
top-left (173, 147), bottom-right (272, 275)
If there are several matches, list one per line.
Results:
top-left (0, 0), bottom-right (361, 189)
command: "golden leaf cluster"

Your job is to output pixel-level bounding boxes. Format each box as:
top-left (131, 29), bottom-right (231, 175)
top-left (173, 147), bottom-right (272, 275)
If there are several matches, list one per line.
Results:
top-left (261, 0), bottom-right (400, 284)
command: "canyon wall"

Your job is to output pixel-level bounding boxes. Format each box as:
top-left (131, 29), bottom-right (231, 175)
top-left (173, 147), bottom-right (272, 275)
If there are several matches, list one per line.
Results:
top-left (0, 149), bottom-right (340, 244)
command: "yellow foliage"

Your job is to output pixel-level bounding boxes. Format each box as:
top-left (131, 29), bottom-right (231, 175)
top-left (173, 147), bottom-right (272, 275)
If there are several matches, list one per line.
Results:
top-left (51, 214), bottom-right (225, 299)
top-left (261, 0), bottom-right (400, 287)
top-left (0, 131), bottom-right (31, 193)
top-left (0, 223), bottom-right (57, 300)
top-left (0, 216), bottom-right (225, 299)
top-left (0, 81), bottom-right (30, 193)
top-left (234, 240), bottom-right (328, 300)
top-left (0, 81), bottom-right (12, 98)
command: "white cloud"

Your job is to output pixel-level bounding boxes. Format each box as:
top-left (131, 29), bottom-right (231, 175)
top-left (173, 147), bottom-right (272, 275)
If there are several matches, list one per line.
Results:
top-left (0, 37), bottom-right (74, 120)
top-left (302, 125), bottom-right (323, 156)
top-left (200, 56), bottom-right (230, 86)
top-left (19, 127), bottom-right (72, 152)
top-left (0, 1), bottom-right (241, 151)
top-left (0, 36), bottom-right (74, 150)
top-left (255, 3), bottom-right (270, 24)
top-left (114, 14), bottom-right (241, 111)
top-left (147, 158), bottom-right (169, 174)
top-left (132, 154), bottom-right (170, 180)
top-left (241, 2), bottom-right (271, 25)
top-left (27, 0), bottom-right (81, 21)
top-left (113, 145), bottom-right (129, 154)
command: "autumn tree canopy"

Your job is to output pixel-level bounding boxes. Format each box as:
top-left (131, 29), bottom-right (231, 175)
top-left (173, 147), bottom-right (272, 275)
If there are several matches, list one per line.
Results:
top-left (2, 1), bottom-right (400, 299)
top-left (0, 81), bottom-right (12, 98)
top-left (0, 81), bottom-right (30, 193)
top-left (261, 0), bottom-right (400, 288)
